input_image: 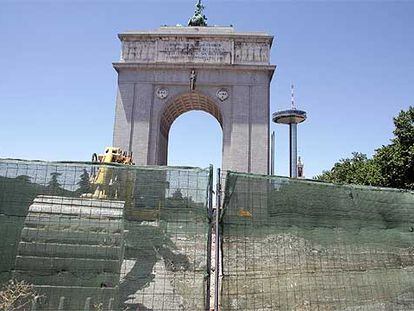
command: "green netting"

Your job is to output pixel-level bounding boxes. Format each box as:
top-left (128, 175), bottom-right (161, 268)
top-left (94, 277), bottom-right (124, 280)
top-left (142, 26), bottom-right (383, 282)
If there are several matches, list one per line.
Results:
top-left (220, 172), bottom-right (414, 310)
top-left (3, 161), bottom-right (414, 311)
top-left (0, 159), bottom-right (212, 311)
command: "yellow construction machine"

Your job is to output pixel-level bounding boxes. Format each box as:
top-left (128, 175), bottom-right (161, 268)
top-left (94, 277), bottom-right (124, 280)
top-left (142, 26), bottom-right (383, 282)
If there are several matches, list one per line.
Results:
top-left (85, 147), bottom-right (134, 199)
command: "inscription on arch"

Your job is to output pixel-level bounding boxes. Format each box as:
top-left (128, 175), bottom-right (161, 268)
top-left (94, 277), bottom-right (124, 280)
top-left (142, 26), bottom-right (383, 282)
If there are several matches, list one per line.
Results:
top-left (120, 37), bottom-right (270, 65)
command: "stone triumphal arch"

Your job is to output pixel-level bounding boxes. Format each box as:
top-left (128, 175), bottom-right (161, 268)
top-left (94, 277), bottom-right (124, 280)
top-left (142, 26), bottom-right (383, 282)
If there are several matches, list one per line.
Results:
top-left (112, 26), bottom-right (275, 174)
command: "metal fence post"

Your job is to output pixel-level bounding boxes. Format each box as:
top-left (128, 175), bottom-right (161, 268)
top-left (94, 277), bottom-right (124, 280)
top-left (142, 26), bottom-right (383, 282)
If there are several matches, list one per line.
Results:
top-left (206, 165), bottom-right (214, 311)
top-left (214, 168), bottom-right (222, 311)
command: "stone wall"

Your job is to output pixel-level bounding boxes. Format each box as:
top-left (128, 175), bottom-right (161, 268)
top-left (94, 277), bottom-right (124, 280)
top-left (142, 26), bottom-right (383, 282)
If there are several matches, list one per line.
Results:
top-left (112, 26), bottom-right (275, 175)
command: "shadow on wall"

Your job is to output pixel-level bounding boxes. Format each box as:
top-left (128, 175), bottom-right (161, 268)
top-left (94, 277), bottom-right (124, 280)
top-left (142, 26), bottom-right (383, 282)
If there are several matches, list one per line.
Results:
top-left (0, 175), bottom-right (75, 282)
top-left (0, 162), bottom-right (211, 310)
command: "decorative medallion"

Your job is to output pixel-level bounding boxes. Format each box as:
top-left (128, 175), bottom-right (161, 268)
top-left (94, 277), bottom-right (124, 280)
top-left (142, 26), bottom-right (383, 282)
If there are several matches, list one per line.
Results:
top-left (216, 88), bottom-right (229, 101)
top-left (156, 88), bottom-right (169, 100)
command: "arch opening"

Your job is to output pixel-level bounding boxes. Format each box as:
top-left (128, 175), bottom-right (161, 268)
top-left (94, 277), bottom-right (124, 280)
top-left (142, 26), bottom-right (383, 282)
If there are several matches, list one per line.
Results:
top-left (167, 111), bottom-right (223, 169)
top-left (160, 92), bottom-right (223, 138)
top-left (158, 92), bottom-right (224, 167)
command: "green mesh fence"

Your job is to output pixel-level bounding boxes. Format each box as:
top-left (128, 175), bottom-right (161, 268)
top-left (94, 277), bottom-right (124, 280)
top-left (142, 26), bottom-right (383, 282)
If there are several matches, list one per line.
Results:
top-left (3, 161), bottom-right (414, 311)
top-left (0, 159), bottom-right (212, 311)
top-left (220, 172), bottom-right (414, 310)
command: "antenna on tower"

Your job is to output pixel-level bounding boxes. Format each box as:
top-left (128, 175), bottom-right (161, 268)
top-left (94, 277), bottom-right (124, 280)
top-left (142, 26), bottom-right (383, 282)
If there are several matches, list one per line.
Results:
top-left (291, 84), bottom-right (295, 109)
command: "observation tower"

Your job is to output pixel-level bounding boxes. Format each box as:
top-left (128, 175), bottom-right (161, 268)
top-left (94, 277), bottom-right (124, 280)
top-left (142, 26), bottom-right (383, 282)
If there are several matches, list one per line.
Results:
top-left (273, 85), bottom-right (307, 178)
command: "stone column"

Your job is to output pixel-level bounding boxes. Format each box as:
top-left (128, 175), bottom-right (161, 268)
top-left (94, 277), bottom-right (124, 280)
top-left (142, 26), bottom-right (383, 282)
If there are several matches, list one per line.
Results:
top-left (228, 85), bottom-right (251, 173)
top-left (129, 84), bottom-right (153, 166)
top-left (249, 84), bottom-right (270, 175)
top-left (113, 83), bottom-right (135, 153)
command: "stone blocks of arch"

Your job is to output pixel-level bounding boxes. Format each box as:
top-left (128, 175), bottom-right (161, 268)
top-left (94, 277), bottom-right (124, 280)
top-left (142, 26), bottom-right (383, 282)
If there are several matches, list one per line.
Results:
top-left (112, 27), bottom-right (275, 175)
top-left (113, 68), bottom-right (273, 175)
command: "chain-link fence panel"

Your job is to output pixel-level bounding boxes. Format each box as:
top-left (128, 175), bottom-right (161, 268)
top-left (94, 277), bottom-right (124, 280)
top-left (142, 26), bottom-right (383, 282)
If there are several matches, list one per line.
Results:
top-left (0, 159), bottom-right (212, 311)
top-left (220, 172), bottom-right (414, 311)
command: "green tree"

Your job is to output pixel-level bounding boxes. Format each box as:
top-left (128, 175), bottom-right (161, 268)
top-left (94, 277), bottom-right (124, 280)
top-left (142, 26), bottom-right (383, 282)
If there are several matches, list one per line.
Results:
top-left (76, 169), bottom-right (91, 195)
top-left (171, 188), bottom-right (184, 200)
top-left (47, 172), bottom-right (63, 195)
top-left (15, 175), bottom-right (31, 184)
top-left (374, 107), bottom-right (414, 190)
top-left (315, 152), bottom-right (383, 186)
top-left (166, 188), bottom-right (201, 209)
top-left (316, 106), bottom-right (413, 190)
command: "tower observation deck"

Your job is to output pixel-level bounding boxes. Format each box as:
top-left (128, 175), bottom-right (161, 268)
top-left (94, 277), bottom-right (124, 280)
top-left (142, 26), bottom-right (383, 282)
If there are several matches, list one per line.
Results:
top-left (272, 85), bottom-right (307, 178)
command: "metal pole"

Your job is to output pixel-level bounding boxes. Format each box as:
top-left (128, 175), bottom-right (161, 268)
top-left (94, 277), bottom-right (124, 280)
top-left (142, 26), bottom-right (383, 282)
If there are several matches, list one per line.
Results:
top-left (214, 168), bottom-right (221, 311)
top-left (270, 131), bottom-right (275, 175)
top-left (205, 166), bottom-right (213, 310)
top-left (289, 123), bottom-right (298, 178)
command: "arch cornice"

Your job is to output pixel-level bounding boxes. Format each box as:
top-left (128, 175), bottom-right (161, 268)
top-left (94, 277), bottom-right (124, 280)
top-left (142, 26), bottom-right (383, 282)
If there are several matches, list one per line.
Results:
top-left (113, 63), bottom-right (276, 80)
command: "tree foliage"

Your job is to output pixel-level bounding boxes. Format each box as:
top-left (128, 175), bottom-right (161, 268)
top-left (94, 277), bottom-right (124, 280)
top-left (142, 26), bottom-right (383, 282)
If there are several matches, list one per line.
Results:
top-left (46, 172), bottom-right (64, 195)
top-left (15, 175), bottom-right (31, 184)
top-left (315, 152), bottom-right (383, 186)
top-left (171, 188), bottom-right (184, 200)
top-left (374, 107), bottom-right (414, 189)
top-left (316, 107), bottom-right (413, 190)
top-left (76, 169), bottom-right (92, 195)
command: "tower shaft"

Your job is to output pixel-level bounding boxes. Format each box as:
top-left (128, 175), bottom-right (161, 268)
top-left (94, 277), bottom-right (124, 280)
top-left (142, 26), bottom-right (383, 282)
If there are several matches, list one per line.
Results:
top-left (289, 123), bottom-right (298, 178)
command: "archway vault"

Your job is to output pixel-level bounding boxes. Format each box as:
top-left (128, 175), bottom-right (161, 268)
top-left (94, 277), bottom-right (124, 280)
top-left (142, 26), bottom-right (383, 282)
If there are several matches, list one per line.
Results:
top-left (160, 92), bottom-right (223, 138)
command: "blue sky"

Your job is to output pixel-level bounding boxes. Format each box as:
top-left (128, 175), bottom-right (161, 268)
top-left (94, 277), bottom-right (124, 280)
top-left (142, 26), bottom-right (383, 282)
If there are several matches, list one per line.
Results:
top-left (0, 0), bottom-right (413, 178)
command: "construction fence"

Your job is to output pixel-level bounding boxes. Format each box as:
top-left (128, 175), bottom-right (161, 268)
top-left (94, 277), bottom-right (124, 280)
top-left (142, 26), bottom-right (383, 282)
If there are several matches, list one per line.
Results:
top-left (0, 159), bottom-right (212, 311)
top-left (220, 172), bottom-right (414, 310)
top-left (1, 159), bottom-right (414, 310)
